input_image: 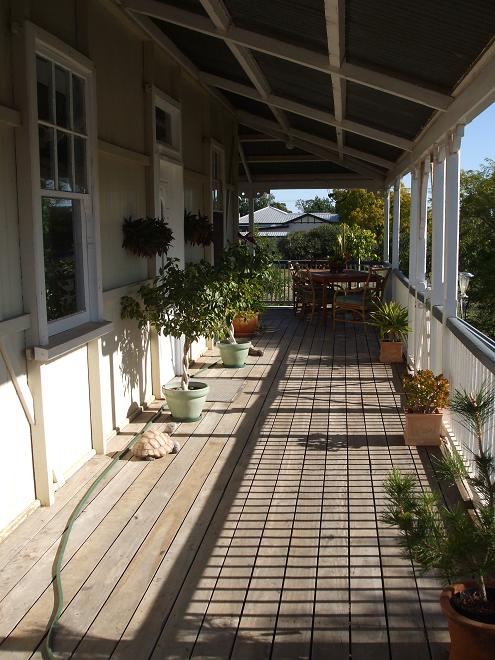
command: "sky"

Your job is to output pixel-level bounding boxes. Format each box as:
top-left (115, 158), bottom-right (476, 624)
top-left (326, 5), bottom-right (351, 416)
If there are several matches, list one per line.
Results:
top-left (271, 102), bottom-right (495, 210)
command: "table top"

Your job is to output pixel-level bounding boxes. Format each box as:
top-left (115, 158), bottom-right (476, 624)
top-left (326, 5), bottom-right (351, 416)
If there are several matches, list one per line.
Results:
top-left (309, 269), bottom-right (374, 283)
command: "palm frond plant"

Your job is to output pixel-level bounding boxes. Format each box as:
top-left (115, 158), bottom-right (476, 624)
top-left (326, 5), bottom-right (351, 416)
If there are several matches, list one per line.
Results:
top-left (369, 301), bottom-right (410, 363)
top-left (383, 384), bottom-right (495, 655)
top-left (122, 216), bottom-right (174, 258)
top-left (369, 301), bottom-right (410, 342)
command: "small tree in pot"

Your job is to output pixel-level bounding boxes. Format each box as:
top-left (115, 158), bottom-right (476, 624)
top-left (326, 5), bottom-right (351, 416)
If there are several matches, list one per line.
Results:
top-left (369, 301), bottom-right (410, 363)
top-left (402, 369), bottom-right (449, 445)
top-left (121, 258), bottom-right (225, 420)
top-left (383, 384), bottom-right (495, 660)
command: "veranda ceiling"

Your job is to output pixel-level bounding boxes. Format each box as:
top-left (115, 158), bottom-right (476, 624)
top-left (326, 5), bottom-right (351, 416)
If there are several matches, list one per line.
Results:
top-left (123, 0), bottom-right (495, 190)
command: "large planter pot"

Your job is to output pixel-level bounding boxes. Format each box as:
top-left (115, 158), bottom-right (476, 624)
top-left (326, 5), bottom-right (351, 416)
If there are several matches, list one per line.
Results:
top-left (441, 582), bottom-right (495, 660)
top-left (404, 411), bottom-right (443, 446)
top-left (218, 340), bottom-right (251, 368)
top-left (379, 340), bottom-right (403, 363)
top-left (163, 381), bottom-right (209, 422)
top-left (232, 313), bottom-right (259, 338)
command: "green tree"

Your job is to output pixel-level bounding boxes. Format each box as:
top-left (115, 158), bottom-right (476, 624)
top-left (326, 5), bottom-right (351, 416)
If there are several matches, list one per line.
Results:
top-left (238, 192), bottom-right (290, 216)
top-left (459, 159), bottom-right (495, 338)
top-left (295, 194), bottom-right (334, 213)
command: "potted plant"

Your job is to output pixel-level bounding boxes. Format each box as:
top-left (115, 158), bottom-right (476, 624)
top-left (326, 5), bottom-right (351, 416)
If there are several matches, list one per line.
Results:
top-left (214, 244), bottom-right (256, 368)
top-left (121, 258), bottom-right (225, 421)
top-left (184, 209), bottom-right (214, 246)
top-left (383, 384), bottom-right (495, 659)
top-left (402, 369), bottom-right (449, 445)
top-left (369, 301), bottom-right (410, 363)
top-left (122, 216), bottom-right (174, 257)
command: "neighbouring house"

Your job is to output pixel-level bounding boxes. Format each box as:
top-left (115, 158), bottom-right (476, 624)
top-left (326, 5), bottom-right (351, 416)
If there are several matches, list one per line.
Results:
top-left (239, 205), bottom-right (339, 238)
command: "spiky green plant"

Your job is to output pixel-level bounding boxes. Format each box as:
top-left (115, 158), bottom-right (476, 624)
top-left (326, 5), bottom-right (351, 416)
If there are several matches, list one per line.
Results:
top-left (383, 383), bottom-right (495, 603)
top-left (369, 301), bottom-right (411, 342)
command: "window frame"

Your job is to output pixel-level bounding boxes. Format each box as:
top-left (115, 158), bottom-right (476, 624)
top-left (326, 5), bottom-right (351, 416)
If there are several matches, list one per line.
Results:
top-left (152, 87), bottom-right (182, 162)
top-left (24, 23), bottom-right (101, 341)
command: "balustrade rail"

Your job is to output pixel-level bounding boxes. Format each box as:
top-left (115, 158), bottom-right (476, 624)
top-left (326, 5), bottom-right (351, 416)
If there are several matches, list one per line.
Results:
top-left (391, 270), bottom-right (495, 472)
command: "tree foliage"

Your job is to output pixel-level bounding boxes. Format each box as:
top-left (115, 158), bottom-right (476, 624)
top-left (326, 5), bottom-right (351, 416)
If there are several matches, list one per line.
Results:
top-left (295, 195), bottom-right (334, 213)
top-left (459, 159), bottom-right (495, 338)
top-left (278, 222), bottom-right (377, 261)
top-left (238, 192), bottom-right (290, 216)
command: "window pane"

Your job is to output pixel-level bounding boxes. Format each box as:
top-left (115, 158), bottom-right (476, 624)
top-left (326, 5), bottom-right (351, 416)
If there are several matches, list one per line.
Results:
top-left (155, 107), bottom-right (172, 145)
top-left (72, 75), bottom-right (86, 133)
top-left (42, 198), bottom-right (85, 321)
top-left (36, 57), bottom-right (53, 122)
top-left (39, 126), bottom-right (55, 190)
top-left (57, 131), bottom-right (72, 192)
top-left (55, 66), bottom-right (70, 128)
top-left (74, 137), bottom-right (87, 193)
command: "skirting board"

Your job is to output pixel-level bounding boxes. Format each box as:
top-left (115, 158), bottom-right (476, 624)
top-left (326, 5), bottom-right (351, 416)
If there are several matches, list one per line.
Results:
top-left (0, 499), bottom-right (41, 543)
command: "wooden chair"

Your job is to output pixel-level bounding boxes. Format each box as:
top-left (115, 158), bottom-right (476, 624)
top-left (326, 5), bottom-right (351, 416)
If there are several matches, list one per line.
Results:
top-left (297, 269), bottom-right (329, 321)
top-left (332, 266), bottom-right (384, 330)
top-left (368, 266), bottom-right (391, 303)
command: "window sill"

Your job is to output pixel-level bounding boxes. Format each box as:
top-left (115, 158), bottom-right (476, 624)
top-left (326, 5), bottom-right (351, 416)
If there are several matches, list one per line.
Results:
top-left (28, 320), bottom-right (114, 363)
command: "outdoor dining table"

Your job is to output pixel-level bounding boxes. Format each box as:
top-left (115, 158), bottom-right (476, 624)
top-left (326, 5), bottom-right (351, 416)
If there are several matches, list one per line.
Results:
top-left (309, 269), bottom-right (378, 324)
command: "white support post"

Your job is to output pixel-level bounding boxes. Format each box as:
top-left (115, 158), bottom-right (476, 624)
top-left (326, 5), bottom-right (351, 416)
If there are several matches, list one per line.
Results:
top-left (407, 166), bottom-right (420, 366)
top-left (431, 145), bottom-right (446, 374)
top-left (416, 158), bottom-right (429, 293)
top-left (443, 126), bottom-right (463, 321)
top-left (383, 187), bottom-right (390, 263)
top-left (391, 179), bottom-right (400, 270)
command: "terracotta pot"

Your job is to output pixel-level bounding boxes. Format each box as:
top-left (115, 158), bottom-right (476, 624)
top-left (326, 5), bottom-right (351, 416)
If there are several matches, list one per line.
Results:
top-left (379, 340), bottom-right (403, 363)
top-left (404, 412), bottom-right (442, 446)
top-left (233, 313), bottom-right (259, 338)
top-left (441, 582), bottom-right (495, 660)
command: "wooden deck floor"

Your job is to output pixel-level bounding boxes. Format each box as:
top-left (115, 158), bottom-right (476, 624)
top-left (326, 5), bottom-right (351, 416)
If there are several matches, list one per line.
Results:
top-left (0, 309), bottom-right (452, 659)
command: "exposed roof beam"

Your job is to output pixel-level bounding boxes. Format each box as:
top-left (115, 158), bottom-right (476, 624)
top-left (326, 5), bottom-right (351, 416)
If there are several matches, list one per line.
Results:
top-left (245, 154), bottom-right (323, 163)
top-left (125, 11), bottom-right (238, 119)
top-left (238, 110), bottom-right (394, 169)
top-left (239, 134), bottom-right (281, 142)
top-left (239, 173), bottom-right (377, 189)
top-left (124, 0), bottom-right (452, 110)
top-left (386, 43), bottom-right (495, 183)
top-left (238, 142), bottom-right (252, 183)
top-left (324, 0), bottom-right (345, 159)
top-left (199, 0), bottom-right (291, 136)
top-left (202, 72), bottom-right (412, 150)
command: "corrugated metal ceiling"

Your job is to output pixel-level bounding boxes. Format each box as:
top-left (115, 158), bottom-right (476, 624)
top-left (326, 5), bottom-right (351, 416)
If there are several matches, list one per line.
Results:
top-left (346, 0), bottom-right (495, 92)
top-left (223, 0), bottom-right (328, 54)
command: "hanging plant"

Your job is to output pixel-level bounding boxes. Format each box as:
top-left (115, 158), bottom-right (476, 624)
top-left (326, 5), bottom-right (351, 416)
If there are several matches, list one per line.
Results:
top-left (184, 209), bottom-right (214, 246)
top-left (122, 217), bottom-right (174, 258)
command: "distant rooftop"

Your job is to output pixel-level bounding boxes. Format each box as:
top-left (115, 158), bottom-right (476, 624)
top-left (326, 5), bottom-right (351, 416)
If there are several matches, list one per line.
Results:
top-left (239, 206), bottom-right (339, 226)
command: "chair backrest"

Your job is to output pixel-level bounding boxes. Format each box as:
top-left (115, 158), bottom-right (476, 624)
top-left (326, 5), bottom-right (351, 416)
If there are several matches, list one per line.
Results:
top-left (369, 266), bottom-right (391, 301)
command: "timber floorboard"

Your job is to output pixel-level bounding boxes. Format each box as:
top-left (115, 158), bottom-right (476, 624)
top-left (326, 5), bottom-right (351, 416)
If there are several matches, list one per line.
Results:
top-left (0, 309), bottom-right (451, 659)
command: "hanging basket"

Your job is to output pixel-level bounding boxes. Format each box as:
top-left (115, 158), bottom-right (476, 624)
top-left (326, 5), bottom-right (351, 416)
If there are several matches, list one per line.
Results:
top-left (184, 210), bottom-right (214, 246)
top-left (122, 216), bottom-right (174, 258)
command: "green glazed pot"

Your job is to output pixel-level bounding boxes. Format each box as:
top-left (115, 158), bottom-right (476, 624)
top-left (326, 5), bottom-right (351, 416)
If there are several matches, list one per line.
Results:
top-left (163, 380), bottom-right (209, 422)
top-left (218, 340), bottom-right (251, 368)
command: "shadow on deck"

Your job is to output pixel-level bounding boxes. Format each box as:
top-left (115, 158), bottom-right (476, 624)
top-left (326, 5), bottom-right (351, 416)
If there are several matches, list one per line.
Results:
top-left (0, 308), bottom-right (452, 659)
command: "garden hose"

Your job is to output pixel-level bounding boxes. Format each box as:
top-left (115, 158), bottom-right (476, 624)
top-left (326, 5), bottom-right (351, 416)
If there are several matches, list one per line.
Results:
top-left (44, 357), bottom-right (221, 658)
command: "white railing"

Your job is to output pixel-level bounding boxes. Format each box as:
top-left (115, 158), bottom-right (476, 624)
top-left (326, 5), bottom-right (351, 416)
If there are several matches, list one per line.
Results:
top-left (391, 270), bottom-right (495, 469)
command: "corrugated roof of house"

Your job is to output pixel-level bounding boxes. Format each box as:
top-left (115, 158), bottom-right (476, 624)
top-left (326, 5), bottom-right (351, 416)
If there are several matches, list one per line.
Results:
top-left (239, 206), bottom-right (339, 225)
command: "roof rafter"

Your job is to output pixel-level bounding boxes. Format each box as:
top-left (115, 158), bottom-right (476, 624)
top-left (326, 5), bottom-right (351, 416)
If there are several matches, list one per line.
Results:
top-left (202, 72), bottom-right (413, 150)
top-left (198, 0), bottom-right (291, 136)
top-left (237, 114), bottom-right (385, 181)
top-left (238, 142), bottom-right (252, 183)
top-left (238, 110), bottom-right (394, 170)
top-left (324, 0), bottom-right (345, 159)
top-left (123, 0), bottom-right (452, 110)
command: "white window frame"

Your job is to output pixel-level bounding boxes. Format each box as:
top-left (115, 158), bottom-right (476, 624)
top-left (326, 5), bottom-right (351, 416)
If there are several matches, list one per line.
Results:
top-left (24, 23), bottom-right (101, 341)
top-left (152, 87), bottom-right (182, 163)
